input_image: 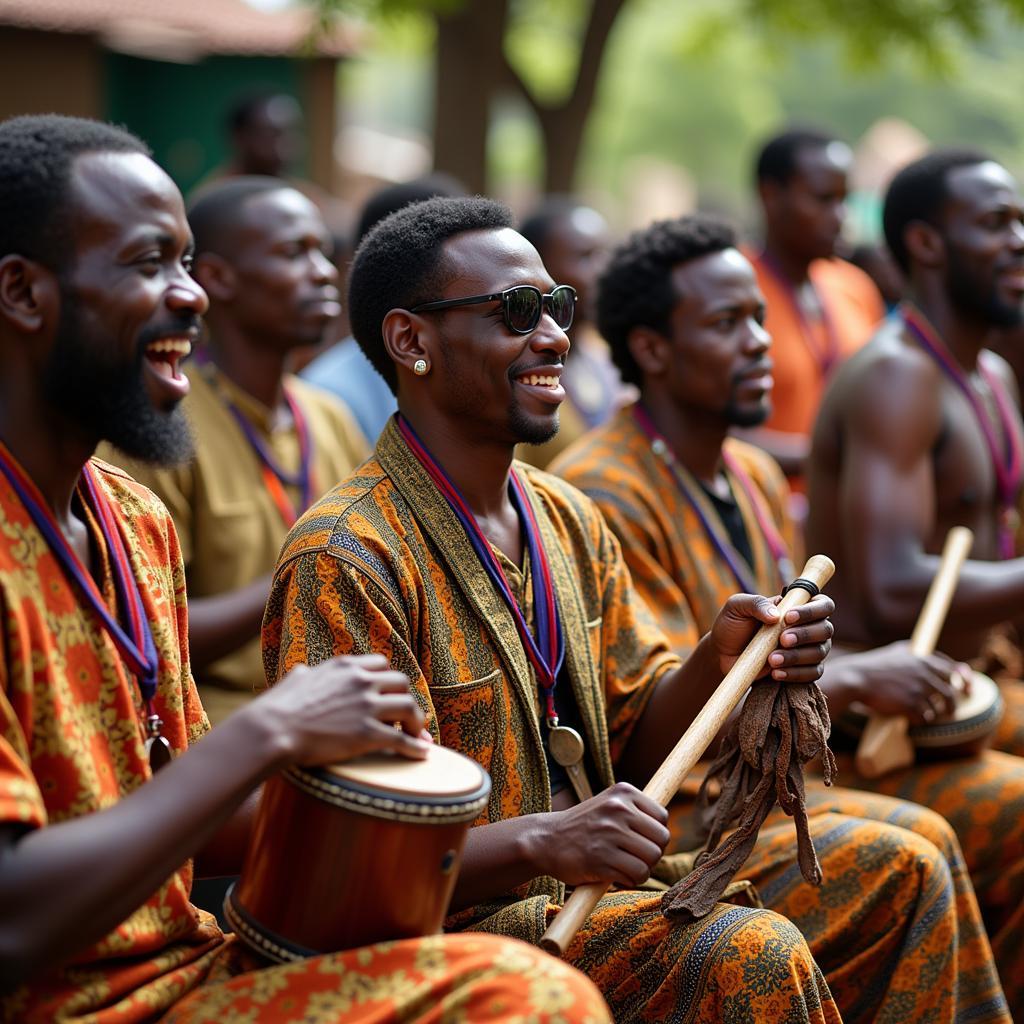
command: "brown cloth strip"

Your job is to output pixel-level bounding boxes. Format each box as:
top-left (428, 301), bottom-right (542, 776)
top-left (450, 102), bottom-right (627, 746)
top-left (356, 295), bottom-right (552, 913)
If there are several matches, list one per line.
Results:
top-left (662, 679), bottom-right (836, 924)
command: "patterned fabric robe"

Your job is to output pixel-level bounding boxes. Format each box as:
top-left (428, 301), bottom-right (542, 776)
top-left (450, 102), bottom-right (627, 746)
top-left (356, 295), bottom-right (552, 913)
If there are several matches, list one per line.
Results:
top-left (0, 455), bottom-right (608, 1024)
top-left (264, 417), bottom-right (1006, 1024)
top-left (554, 406), bottom-right (1024, 1017)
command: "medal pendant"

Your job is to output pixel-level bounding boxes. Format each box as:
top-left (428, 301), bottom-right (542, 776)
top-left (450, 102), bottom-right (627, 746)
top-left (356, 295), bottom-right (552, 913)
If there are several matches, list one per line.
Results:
top-left (548, 724), bottom-right (586, 768)
top-left (145, 713), bottom-right (173, 772)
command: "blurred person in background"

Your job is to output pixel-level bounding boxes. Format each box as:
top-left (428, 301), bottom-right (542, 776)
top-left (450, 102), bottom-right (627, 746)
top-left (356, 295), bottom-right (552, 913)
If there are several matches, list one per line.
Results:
top-left (106, 177), bottom-right (368, 724)
top-left (516, 197), bottom-right (635, 469)
top-left (301, 173), bottom-right (467, 444)
top-left (742, 128), bottom-right (885, 491)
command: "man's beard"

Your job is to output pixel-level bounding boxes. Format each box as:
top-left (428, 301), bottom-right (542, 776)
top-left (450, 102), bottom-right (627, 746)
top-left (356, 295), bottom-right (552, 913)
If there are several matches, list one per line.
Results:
top-left (723, 383), bottom-right (771, 428)
top-left (42, 288), bottom-right (196, 466)
top-left (947, 247), bottom-right (1024, 329)
top-left (509, 400), bottom-right (560, 446)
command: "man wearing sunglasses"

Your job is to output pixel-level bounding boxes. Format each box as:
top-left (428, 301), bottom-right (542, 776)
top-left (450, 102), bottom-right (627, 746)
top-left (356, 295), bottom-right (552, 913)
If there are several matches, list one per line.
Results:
top-left (261, 196), bottom-right (963, 1022)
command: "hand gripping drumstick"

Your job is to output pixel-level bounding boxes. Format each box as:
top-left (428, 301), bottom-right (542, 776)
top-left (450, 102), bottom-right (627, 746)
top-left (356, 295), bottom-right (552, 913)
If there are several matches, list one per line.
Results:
top-left (854, 526), bottom-right (974, 780)
top-left (539, 554), bottom-right (836, 957)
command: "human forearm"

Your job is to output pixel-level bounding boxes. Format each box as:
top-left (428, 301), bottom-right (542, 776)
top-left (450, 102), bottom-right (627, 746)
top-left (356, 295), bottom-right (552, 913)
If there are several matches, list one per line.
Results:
top-left (0, 706), bottom-right (287, 991)
top-left (187, 574), bottom-right (274, 671)
top-left (615, 638), bottom-right (720, 787)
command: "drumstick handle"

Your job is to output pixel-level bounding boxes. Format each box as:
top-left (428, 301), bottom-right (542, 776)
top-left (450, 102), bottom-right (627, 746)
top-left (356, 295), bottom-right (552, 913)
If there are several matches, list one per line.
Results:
top-left (539, 554), bottom-right (836, 956)
top-left (855, 526), bottom-right (973, 779)
top-left (909, 526), bottom-right (974, 657)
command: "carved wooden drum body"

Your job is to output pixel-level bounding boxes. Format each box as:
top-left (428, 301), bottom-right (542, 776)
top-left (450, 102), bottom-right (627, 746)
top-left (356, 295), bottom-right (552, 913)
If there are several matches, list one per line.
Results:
top-left (839, 670), bottom-right (1004, 761)
top-left (226, 744), bottom-right (491, 963)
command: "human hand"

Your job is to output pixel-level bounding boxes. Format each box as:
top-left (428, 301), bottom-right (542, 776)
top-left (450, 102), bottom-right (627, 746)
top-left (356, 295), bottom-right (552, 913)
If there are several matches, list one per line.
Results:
top-left (255, 654), bottom-right (430, 766)
top-left (536, 783), bottom-right (669, 887)
top-left (710, 592), bottom-right (834, 682)
top-left (837, 642), bottom-right (969, 725)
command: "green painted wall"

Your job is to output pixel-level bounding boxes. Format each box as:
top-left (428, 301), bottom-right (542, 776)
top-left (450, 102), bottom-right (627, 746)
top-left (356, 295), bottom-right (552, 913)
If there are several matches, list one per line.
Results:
top-left (104, 53), bottom-right (305, 195)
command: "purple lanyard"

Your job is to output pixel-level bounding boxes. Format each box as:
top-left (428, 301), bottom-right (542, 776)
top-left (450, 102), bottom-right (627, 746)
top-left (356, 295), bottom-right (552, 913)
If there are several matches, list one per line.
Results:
top-left (759, 251), bottom-right (841, 377)
top-left (396, 415), bottom-right (565, 723)
top-left (226, 388), bottom-right (315, 520)
top-left (634, 406), bottom-right (792, 592)
top-left (0, 443), bottom-right (160, 714)
top-left (903, 304), bottom-right (1023, 559)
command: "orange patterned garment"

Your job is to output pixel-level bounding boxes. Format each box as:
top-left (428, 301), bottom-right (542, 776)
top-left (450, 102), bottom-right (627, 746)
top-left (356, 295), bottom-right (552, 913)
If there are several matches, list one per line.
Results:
top-left (0, 457), bottom-right (222, 1022)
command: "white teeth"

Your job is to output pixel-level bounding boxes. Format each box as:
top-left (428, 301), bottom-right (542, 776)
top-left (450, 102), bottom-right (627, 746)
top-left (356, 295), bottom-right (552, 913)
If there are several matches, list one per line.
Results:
top-left (147, 338), bottom-right (192, 356)
top-left (522, 374), bottom-right (558, 387)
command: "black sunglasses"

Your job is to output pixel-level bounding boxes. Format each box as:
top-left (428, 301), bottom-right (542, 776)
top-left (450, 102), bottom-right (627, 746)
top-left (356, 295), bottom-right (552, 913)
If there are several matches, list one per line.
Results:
top-left (410, 284), bottom-right (576, 335)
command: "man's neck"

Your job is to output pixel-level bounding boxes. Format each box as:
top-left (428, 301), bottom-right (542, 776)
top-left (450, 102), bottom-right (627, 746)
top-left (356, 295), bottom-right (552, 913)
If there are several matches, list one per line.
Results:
top-left (761, 232), bottom-right (812, 286)
top-left (398, 408), bottom-right (516, 522)
top-left (0, 389), bottom-right (94, 541)
top-left (641, 390), bottom-right (727, 487)
top-left (906, 283), bottom-right (987, 372)
top-left (206, 325), bottom-right (289, 413)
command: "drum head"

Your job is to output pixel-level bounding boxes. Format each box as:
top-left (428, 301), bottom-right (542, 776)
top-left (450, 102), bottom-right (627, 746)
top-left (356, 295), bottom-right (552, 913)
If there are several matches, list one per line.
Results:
top-left (284, 743), bottom-right (491, 824)
top-left (327, 743), bottom-right (487, 799)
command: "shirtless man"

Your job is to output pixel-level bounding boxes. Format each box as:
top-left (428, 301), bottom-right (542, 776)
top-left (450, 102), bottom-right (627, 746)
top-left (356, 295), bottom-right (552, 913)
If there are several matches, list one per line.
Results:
top-left (806, 148), bottom-right (1024, 754)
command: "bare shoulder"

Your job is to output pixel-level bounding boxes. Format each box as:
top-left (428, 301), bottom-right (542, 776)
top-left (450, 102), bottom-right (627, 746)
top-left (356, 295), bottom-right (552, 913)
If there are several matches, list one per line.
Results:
top-left (824, 320), bottom-right (944, 438)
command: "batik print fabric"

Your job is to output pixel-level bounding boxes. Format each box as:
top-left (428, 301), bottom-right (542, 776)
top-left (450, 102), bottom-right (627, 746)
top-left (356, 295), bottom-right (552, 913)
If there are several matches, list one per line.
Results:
top-left (0, 457), bottom-right (609, 1024)
top-left (555, 408), bottom-right (1019, 1019)
top-left (264, 418), bottom-right (841, 1023)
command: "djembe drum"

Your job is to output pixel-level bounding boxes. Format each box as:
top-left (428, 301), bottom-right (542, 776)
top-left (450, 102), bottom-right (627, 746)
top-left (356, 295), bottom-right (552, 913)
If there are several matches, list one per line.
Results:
top-left (225, 744), bottom-right (491, 963)
top-left (837, 670), bottom-right (1004, 763)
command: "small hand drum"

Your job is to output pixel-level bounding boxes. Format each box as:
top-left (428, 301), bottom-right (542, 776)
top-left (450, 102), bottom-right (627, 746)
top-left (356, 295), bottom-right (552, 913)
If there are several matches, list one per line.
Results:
top-left (226, 744), bottom-right (490, 962)
top-left (838, 670), bottom-right (1004, 763)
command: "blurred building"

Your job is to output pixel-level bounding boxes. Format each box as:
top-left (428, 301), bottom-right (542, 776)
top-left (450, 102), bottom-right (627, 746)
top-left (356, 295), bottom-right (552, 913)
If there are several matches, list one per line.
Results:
top-left (0, 0), bottom-right (358, 194)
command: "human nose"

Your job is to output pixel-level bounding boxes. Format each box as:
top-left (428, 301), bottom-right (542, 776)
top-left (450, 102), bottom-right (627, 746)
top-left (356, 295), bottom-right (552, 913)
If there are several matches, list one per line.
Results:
top-left (530, 314), bottom-right (571, 358)
top-left (743, 317), bottom-right (771, 354)
top-left (309, 248), bottom-right (337, 285)
top-left (166, 266), bottom-right (209, 316)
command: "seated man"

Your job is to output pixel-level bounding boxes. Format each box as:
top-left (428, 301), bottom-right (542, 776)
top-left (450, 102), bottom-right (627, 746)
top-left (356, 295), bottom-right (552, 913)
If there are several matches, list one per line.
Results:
top-left (806, 148), bottom-right (1024, 759)
top-left (264, 195), bottom-right (1010, 1023)
top-left (106, 177), bottom-right (368, 723)
top-left (552, 212), bottom-right (1024, 1016)
top-left (0, 114), bottom-right (609, 1024)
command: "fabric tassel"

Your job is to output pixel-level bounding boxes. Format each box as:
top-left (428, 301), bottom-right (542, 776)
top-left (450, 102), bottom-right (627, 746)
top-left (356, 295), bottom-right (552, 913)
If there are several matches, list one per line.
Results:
top-left (662, 680), bottom-right (836, 924)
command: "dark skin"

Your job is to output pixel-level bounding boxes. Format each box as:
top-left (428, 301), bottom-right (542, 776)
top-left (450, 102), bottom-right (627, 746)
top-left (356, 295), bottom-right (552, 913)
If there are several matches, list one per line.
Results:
top-left (230, 96), bottom-right (303, 178)
top-left (380, 226), bottom-right (833, 905)
top-left (807, 161), bottom-right (1024, 662)
top-left (186, 188), bottom-right (341, 671)
top-left (632, 246), bottom-right (960, 724)
top-left (0, 150), bottom-right (429, 992)
top-left (740, 140), bottom-right (854, 475)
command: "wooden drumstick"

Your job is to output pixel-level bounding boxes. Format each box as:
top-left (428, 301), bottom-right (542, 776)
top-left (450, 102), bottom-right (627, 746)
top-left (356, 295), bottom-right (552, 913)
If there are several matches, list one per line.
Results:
top-left (539, 554), bottom-right (836, 956)
top-left (854, 526), bottom-right (974, 779)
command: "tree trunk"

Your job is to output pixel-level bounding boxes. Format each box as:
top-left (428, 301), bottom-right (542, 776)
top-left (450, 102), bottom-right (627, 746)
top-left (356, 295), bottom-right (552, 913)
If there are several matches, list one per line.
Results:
top-left (432, 0), bottom-right (508, 193)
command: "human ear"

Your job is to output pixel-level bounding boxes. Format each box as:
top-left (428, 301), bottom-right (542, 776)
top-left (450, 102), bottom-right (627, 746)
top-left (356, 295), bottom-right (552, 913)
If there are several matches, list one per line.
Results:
top-left (382, 308), bottom-right (433, 376)
top-left (192, 253), bottom-right (237, 303)
top-left (628, 325), bottom-right (672, 378)
top-left (903, 221), bottom-right (944, 270)
top-left (0, 255), bottom-right (57, 333)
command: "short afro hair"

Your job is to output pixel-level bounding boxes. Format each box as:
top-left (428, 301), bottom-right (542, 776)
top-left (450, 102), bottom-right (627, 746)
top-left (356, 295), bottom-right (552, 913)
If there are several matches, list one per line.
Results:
top-left (755, 127), bottom-right (838, 186)
top-left (188, 176), bottom-right (298, 258)
top-left (882, 147), bottom-right (993, 274)
top-left (348, 195), bottom-right (513, 392)
top-left (597, 214), bottom-right (737, 387)
top-left (0, 114), bottom-right (150, 271)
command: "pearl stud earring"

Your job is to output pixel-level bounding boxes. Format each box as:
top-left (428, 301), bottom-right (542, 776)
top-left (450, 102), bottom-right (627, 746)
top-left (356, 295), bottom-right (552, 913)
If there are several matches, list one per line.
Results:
top-left (413, 359), bottom-right (429, 376)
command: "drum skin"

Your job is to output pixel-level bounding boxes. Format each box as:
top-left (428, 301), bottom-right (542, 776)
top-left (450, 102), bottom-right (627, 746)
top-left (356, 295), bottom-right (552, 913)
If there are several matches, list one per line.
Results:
top-left (227, 750), bottom-right (490, 963)
top-left (835, 670), bottom-right (1004, 762)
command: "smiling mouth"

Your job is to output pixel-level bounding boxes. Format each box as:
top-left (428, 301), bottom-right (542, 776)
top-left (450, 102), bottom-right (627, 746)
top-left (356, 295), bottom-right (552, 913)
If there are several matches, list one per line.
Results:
top-left (145, 336), bottom-right (192, 380)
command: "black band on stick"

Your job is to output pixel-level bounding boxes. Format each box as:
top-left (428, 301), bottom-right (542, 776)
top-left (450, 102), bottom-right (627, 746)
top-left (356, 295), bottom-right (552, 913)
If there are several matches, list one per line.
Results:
top-left (782, 578), bottom-right (820, 599)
